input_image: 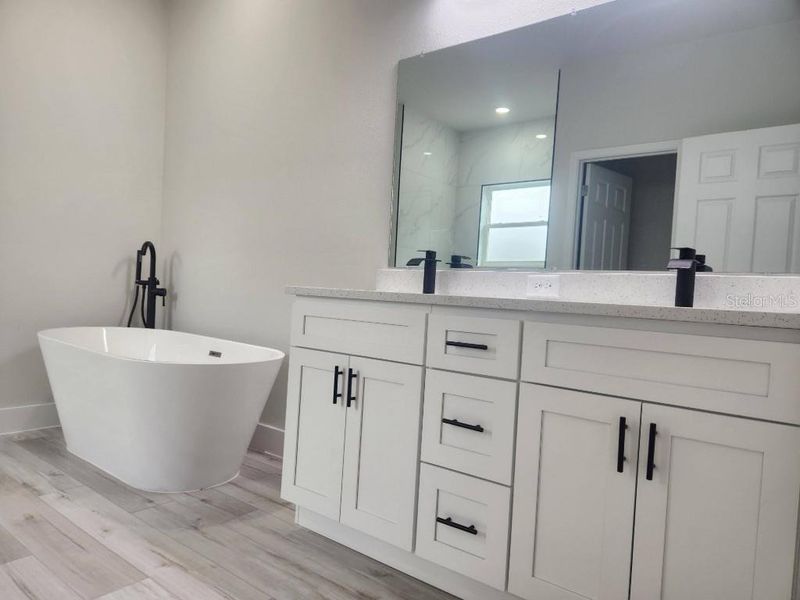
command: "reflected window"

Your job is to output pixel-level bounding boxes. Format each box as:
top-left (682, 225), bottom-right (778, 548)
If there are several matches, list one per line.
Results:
top-left (478, 180), bottom-right (550, 267)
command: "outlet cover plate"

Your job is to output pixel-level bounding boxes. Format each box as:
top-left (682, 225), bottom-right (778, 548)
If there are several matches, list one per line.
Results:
top-left (526, 274), bottom-right (560, 298)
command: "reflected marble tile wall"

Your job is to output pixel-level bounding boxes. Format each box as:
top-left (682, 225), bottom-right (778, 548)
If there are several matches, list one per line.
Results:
top-left (453, 117), bottom-right (555, 258)
top-left (396, 106), bottom-right (460, 265)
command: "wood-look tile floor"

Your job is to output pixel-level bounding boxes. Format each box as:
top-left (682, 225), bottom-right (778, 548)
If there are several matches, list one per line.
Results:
top-left (0, 428), bottom-right (455, 600)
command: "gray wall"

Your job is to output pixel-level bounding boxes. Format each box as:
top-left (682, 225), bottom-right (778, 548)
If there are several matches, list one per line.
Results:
top-left (547, 18), bottom-right (800, 269)
top-left (160, 0), bottom-right (610, 451)
top-left (0, 0), bottom-right (166, 422)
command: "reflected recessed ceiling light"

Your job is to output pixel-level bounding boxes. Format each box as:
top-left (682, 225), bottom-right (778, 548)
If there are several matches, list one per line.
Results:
top-left (423, 151), bottom-right (432, 156)
top-left (495, 107), bottom-right (511, 114)
top-left (536, 134), bottom-right (548, 139)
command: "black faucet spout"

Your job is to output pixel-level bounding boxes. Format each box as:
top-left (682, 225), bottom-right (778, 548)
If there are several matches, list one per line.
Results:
top-left (137, 241), bottom-right (157, 286)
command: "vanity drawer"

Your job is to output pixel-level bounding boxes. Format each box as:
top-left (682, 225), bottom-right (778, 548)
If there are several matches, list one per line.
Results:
top-left (421, 370), bottom-right (517, 485)
top-left (522, 322), bottom-right (800, 424)
top-left (291, 298), bottom-right (428, 364)
top-left (427, 314), bottom-right (521, 379)
top-left (416, 463), bottom-right (511, 590)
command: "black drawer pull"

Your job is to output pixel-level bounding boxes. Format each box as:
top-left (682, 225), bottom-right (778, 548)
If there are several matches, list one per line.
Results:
top-left (442, 418), bottom-right (484, 433)
top-left (346, 368), bottom-right (358, 408)
top-left (332, 366), bottom-right (343, 405)
top-left (616, 416), bottom-right (627, 473)
top-left (646, 423), bottom-right (657, 481)
top-left (436, 517), bottom-right (478, 535)
top-left (445, 341), bottom-right (489, 351)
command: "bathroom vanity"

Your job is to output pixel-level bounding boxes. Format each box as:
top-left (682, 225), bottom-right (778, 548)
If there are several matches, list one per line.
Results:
top-left (281, 286), bottom-right (800, 600)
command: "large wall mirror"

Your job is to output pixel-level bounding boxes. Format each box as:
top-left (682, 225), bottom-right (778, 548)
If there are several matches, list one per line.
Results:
top-left (391, 0), bottom-right (800, 273)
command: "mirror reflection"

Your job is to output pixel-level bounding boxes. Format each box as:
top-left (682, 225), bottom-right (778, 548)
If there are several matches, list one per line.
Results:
top-left (393, 40), bottom-right (558, 268)
top-left (392, 0), bottom-right (800, 273)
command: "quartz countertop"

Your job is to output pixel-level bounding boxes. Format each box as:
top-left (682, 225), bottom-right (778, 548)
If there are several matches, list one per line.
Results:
top-left (285, 285), bottom-right (800, 329)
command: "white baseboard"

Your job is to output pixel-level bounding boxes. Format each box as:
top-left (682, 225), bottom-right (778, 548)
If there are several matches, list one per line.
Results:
top-left (0, 403), bottom-right (60, 435)
top-left (249, 422), bottom-right (284, 458)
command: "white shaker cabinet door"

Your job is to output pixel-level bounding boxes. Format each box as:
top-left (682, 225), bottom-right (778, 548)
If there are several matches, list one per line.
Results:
top-left (281, 347), bottom-right (349, 520)
top-left (631, 404), bottom-right (800, 600)
top-left (340, 357), bottom-right (423, 551)
top-left (509, 384), bottom-right (640, 600)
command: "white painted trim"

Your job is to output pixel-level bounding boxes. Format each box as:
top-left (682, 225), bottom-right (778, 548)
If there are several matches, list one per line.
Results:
top-left (0, 403), bottom-right (60, 435)
top-left (297, 507), bottom-right (515, 600)
top-left (566, 139), bottom-right (681, 268)
top-left (248, 422), bottom-right (284, 458)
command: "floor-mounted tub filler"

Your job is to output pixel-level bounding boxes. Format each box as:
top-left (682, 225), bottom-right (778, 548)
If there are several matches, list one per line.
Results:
top-left (38, 327), bottom-right (284, 492)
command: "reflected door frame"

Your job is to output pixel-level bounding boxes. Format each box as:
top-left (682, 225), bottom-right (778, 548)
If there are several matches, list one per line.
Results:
top-left (567, 140), bottom-right (681, 269)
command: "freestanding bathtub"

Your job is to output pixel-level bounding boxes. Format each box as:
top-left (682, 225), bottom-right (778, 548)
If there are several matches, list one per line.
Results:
top-left (38, 327), bottom-right (284, 493)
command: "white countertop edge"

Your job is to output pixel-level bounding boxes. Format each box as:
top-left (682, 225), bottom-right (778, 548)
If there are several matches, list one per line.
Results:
top-left (285, 285), bottom-right (800, 329)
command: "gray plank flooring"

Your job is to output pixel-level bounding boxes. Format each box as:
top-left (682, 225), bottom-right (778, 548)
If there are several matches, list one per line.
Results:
top-left (0, 428), bottom-right (455, 600)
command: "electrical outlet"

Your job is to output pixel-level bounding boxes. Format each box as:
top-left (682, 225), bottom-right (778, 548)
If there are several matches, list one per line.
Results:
top-left (526, 274), bottom-right (560, 298)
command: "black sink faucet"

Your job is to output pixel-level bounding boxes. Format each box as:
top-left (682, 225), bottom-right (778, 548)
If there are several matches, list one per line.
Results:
top-left (136, 241), bottom-right (167, 329)
top-left (406, 250), bottom-right (440, 294)
top-left (667, 247), bottom-right (711, 307)
top-left (447, 255), bottom-right (473, 269)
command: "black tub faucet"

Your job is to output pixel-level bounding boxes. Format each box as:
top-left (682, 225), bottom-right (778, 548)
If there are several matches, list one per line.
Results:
top-left (407, 250), bottom-right (440, 294)
top-left (447, 255), bottom-right (473, 269)
top-left (667, 247), bottom-right (711, 307)
top-left (136, 241), bottom-right (167, 328)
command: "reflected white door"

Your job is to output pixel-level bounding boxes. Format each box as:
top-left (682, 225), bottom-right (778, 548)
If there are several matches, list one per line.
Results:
top-left (673, 123), bottom-right (800, 272)
top-left (631, 404), bottom-right (800, 600)
top-left (580, 164), bottom-right (633, 269)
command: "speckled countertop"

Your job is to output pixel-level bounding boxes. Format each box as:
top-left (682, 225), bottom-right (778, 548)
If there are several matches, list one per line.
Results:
top-left (285, 286), bottom-right (800, 329)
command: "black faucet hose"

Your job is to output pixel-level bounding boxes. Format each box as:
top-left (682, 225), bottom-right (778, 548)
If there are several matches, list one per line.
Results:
top-left (140, 284), bottom-right (147, 326)
top-left (126, 284), bottom-right (141, 328)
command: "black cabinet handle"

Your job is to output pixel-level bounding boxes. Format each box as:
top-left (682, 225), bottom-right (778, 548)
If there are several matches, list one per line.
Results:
top-left (436, 517), bottom-right (478, 535)
top-left (445, 340), bottom-right (489, 351)
top-left (442, 418), bottom-right (484, 433)
top-left (346, 368), bottom-right (357, 408)
top-left (646, 423), bottom-right (657, 481)
top-left (617, 416), bottom-right (627, 473)
top-left (332, 366), bottom-right (343, 405)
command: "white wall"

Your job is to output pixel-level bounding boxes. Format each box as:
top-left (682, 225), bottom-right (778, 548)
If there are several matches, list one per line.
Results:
top-left (0, 0), bottom-right (166, 427)
top-left (161, 0), bottom-right (609, 452)
top-left (547, 18), bottom-right (800, 269)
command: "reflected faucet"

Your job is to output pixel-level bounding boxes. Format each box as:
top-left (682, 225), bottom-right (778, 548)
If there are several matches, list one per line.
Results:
top-left (447, 255), bottom-right (474, 269)
top-left (136, 242), bottom-right (167, 329)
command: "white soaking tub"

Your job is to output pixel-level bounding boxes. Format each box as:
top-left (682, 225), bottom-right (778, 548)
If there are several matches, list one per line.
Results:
top-left (38, 327), bottom-right (284, 492)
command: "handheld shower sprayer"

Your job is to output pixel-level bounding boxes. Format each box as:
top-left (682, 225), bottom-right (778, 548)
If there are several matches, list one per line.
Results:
top-left (126, 241), bottom-right (167, 329)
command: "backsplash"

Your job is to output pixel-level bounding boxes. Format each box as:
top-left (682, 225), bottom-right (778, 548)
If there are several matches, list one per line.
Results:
top-left (377, 269), bottom-right (800, 312)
